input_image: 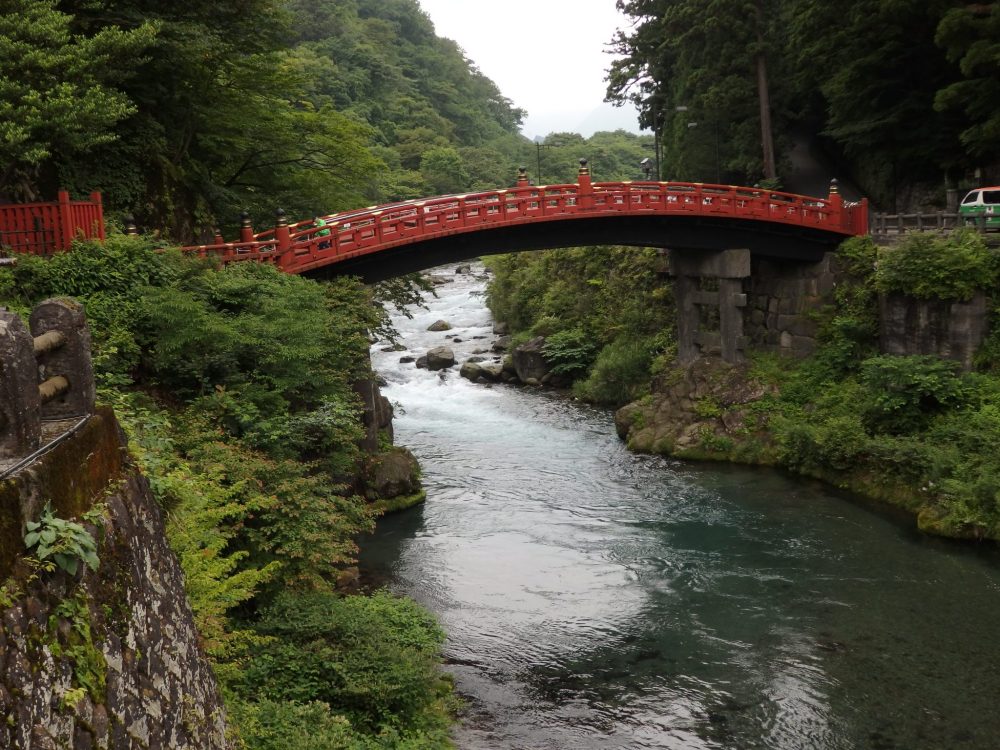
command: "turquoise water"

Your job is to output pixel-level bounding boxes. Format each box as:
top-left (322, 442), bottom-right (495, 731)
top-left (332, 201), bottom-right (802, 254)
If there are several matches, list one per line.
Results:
top-left (362, 267), bottom-right (1000, 749)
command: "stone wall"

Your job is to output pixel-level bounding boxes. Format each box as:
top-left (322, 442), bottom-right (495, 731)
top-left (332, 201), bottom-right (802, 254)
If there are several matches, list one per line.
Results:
top-left (744, 253), bottom-right (838, 358)
top-left (879, 292), bottom-right (989, 371)
top-left (0, 410), bottom-right (228, 750)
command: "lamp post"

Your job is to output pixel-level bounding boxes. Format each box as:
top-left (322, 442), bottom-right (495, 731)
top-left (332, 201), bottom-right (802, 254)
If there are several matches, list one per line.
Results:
top-left (640, 158), bottom-right (653, 180)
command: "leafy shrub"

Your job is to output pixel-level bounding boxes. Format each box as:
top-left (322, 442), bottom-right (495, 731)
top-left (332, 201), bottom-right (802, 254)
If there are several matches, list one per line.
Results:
top-left (24, 503), bottom-right (101, 576)
top-left (237, 591), bottom-right (453, 738)
top-left (542, 328), bottom-right (597, 378)
top-left (858, 355), bottom-right (972, 434)
top-left (875, 229), bottom-right (997, 301)
top-left (573, 336), bottom-right (655, 405)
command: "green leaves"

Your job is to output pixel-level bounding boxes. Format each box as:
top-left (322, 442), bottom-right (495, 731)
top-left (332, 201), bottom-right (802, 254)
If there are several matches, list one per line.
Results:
top-left (875, 229), bottom-right (998, 301)
top-left (23, 503), bottom-right (100, 576)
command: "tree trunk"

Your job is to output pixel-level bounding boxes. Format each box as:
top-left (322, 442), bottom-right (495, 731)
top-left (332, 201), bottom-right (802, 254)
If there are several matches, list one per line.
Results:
top-left (755, 1), bottom-right (776, 181)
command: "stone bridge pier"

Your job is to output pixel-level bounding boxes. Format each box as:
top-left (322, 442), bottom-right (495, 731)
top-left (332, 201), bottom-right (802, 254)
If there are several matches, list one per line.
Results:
top-left (667, 248), bottom-right (838, 364)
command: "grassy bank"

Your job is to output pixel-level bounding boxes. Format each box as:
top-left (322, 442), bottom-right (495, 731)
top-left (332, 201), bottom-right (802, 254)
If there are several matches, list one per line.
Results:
top-left (0, 236), bottom-right (455, 748)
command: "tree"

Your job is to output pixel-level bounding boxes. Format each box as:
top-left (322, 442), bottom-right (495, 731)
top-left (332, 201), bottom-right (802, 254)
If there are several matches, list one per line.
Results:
top-left (935, 3), bottom-right (1000, 165)
top-left (0, 0), bottom-right (154, 199)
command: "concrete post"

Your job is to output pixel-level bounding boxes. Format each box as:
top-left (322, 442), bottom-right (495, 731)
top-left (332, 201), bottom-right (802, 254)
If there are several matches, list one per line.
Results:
top-left (29, 298), bottom-right (95, 419)
top-left (0, 311), bottom-right (41, 457)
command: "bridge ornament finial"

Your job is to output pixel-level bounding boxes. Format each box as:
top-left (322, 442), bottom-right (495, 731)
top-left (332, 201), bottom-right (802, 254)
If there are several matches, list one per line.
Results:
top-left (829, 178), bottom-right (839, 195)
top-left (124, 215), bottom-right (138, 237)
top-left (275, 208), bottom-right (288, 227)
top-left (578, 158), bottom-right (590, 176)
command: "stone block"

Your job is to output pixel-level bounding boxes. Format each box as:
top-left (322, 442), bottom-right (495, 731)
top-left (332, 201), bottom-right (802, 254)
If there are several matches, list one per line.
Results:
top-left (669, 248), bottom-right (750, 279)
top-left (29, 298), bottom-right (95, 420)
top-left (0, 310), bottom-right (40, 458)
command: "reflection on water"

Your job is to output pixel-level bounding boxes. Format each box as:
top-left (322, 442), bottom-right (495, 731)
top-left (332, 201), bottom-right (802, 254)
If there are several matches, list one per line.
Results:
top-left (361, 265), bottom-right (1000, 749)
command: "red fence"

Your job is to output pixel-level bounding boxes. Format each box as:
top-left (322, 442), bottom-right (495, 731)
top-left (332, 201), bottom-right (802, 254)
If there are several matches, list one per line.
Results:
top-left (180, 176), bottom-right (869, 275)
top-left (0, 191), bottom-right (105, 255)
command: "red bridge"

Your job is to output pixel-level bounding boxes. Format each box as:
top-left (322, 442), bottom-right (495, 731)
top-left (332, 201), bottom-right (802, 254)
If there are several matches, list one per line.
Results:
top-left (181, 165), bottom-right (866, 282)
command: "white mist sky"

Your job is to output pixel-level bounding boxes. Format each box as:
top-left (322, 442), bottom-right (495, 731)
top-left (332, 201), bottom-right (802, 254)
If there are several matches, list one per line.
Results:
top-left (416, 0), bottom-right (642, 140)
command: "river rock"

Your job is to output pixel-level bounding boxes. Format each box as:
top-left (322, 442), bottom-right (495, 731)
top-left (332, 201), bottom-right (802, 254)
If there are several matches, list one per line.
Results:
top-left (615, 357), bottom-right (774, 456)
top-left (427, 319), bottom-right (452, 332)
top-left (399, 355), bottom-right (415, 363)
top-left (493, 321), bottom-right (509, 335)
top-left (460, 361), bottom-right (483, 381)
top-left (479, 363), bottom-right (504, 381)
top-left (492, 335), bottom-right (511, 352)
top-left (369, 446), bottom-right (421, 498)
top-left (512, 336), bottom-right (551, 383)
top-left (455, 264), bottom-right (472, 274)
top-left (425, 275), bottom-right (454, 286)
top-left (426, 346), bottom-right (455, 370)
top-left (466, 355), bottom-right (487, 363)
top-left (415, 355), bottom-right (429, 369)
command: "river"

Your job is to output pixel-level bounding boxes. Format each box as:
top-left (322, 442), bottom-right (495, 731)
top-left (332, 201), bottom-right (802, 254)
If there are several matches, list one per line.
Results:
top-left (362, 264), bottom-right (1000, 750)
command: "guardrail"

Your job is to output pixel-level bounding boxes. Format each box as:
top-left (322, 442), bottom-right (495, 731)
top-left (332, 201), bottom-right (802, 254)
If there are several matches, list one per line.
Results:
top-left (871, 212), bottom-right (990, 236)
top-left (0, 299), bottom-right (95, 459)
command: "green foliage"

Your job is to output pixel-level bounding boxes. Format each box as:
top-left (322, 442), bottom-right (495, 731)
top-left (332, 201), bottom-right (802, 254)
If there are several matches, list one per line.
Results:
top-left (541, 329), bottom-right (598, 378)
top-left (858, 355), bottom-right (973, 435)
top-left (486, 245), bottom-right (674, 406)
top-left (875, 230), bottom-right (997, 301)
top-left (48, 592), bottom-right (107, 702)
top-left (23, 503), bottom-right (100, 576)
top-left (0, 0), bottom-right (155, 198)
top-left (235, 591), bottom-right (454, 744)
top-left (609, 0), bottom-right (998, 204)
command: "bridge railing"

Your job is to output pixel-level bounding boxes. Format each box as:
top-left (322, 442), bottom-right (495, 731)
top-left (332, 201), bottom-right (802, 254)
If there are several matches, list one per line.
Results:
top-left (177, 178), bottom-right (868, 273)
top-left (0, 191), bottom-right (105, 255)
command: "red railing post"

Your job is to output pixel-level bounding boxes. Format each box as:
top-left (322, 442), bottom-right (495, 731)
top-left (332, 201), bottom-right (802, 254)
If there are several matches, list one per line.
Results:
top-left (239, 212), bottom-right (254, 244)
top-left (577, 159), bottom-right (593, 210)
top-left (274, 208), bottom-right (291, 254)
top-left (57, 190), bottom-right (74, 251)
top-left (827, 178), bottom-right (844, 230)
top-left (89, 191), bottom-right (106, 241)
top-left (517, 166), bottom-right (529, 187)
top-left (213, 225), bottom-right (224, 246)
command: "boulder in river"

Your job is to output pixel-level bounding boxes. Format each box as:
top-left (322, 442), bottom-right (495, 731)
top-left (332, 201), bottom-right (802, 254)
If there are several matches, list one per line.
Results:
top-left (460, 361), bottom-right (483, 381)
top-left (415, 355), bottom-right (429, 369)
top-left (427, 319), bottom-right (452, 332)
top-left (492, 335), bottom-right (511, 352)
top-left (399, 355), bottom-right (415, 363)
top-left (493, 321), bottom-right (510, 335)
top-left (455, 264), bottom-right (472, 274)
top-left (426, 346), bottom-right (455, 370)
top-left (512, 336), bottom-right (552, 383)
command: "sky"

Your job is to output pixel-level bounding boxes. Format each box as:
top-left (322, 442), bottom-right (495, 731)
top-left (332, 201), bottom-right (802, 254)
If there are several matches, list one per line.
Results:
top-left (416, 0), bottom-right (642, 140)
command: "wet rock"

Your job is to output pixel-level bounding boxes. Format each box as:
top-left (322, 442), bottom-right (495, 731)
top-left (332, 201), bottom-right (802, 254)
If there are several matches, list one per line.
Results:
top-left (426, 347), bottom-right (455, 370)
top-left (491, 335), bottom-right (511, 352)
top-left (455, 264), bottom-right (472, 274)
top-left (415, 355), bottom-right (429, 369)
top-left (427, 319), bottom-right (452, 332)
top-left (466, 356), bottom-right (487, 364)
top-left (512, 336), bottom-right (551, 383)
top-left (380, 343), bottom-right (406, 352)
top-left (370, 447), bottom-right (421, 497)
top-left (493, 321), bottom-right (510, 335)
top-left (399, 355), bottom-right (415, 363)
top-left (460, 362), bottom-right (483, 381)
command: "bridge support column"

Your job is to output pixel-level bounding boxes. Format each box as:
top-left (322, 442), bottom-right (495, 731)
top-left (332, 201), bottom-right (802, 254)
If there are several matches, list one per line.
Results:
top-left (668, 248), bottom-right (750, 364)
